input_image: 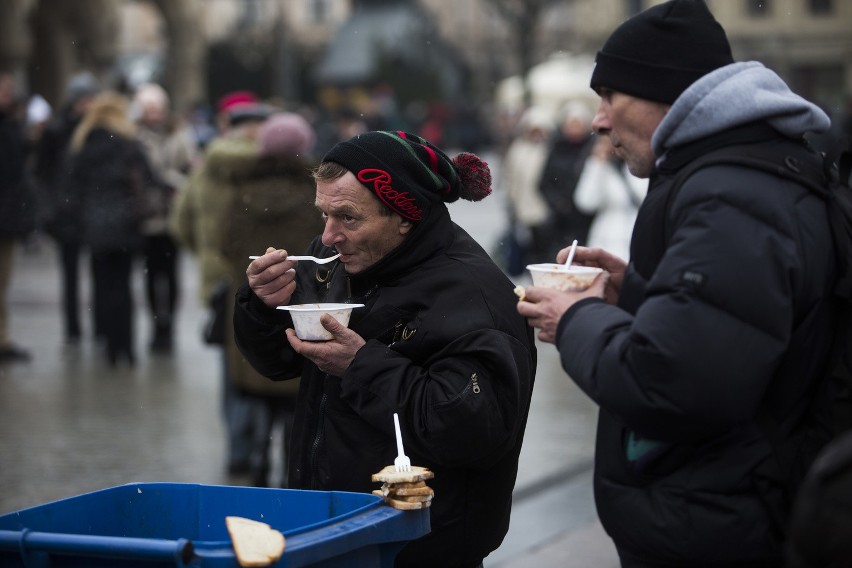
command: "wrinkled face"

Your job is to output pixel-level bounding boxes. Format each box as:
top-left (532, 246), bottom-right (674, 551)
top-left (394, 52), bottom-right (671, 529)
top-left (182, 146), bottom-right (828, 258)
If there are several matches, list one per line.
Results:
top-left (591, 88), bottom-right (669, 178)
top-left (315, 171), bottom-right (412, 274)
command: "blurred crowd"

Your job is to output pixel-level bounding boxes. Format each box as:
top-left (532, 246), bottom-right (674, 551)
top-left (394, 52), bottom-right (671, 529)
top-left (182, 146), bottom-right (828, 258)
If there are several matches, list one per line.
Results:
top-left (0, 64), bottom-right (659, 361)
top-left (0, 68), bottom-right (649, 485)
top-left (0, 66), bottom-right (698, 489)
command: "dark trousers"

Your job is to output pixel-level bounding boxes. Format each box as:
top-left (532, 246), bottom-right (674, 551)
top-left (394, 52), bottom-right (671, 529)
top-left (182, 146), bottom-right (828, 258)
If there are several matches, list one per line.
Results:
top-left (250, 395), bottom-right (297, 488)
top-left (91, 250), bottom-right (134, 364)
top-left (57, 240), bottom-right (81, 340)
top-left (144, 234), bottom-right (179, 337)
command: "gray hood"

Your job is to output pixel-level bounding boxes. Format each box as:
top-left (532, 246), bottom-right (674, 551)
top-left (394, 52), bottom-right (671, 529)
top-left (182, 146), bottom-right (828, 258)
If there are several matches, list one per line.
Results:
top-left (652, 61), bottom-right (831, 157)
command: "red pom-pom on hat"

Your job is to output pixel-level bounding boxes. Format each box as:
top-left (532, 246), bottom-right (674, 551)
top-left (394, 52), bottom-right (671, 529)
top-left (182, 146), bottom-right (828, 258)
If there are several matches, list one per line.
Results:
top-left (453, 152), bottom-right (492, 202)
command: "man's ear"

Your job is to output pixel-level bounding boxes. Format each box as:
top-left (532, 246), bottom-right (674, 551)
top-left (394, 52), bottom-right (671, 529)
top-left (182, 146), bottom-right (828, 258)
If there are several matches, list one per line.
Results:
top-left (399, 218), bottom-right (413, 235)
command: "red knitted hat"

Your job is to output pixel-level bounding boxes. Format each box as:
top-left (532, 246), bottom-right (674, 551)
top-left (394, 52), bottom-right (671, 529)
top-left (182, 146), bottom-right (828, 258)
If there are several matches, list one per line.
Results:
top-left (322, 131), bottom-right (491, 222)
top-left (216, 90), bottom-right (258, 114)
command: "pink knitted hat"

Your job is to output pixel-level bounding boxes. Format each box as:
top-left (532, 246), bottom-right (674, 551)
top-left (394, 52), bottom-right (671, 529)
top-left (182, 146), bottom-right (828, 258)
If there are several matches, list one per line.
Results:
top-left (259, 112), bottom-right (316, 158)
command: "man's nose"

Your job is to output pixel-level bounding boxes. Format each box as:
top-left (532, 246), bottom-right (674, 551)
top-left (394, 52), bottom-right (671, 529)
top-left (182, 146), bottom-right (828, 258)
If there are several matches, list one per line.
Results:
top-left (321, 220), bottom-right (340, 247)
top-left (591, 105), bottom-right (610, 135)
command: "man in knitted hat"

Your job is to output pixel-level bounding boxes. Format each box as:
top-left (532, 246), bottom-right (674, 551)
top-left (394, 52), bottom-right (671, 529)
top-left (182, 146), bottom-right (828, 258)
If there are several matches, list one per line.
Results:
top-left (518, 1), bottom-right (837, 566)
top-left (234, 131), bottom-right (536, 567)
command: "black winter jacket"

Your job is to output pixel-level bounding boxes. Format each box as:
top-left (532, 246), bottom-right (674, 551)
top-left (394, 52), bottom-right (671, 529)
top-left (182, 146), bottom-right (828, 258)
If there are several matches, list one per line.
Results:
top-left (556, 124), bottom-right (836, 566)
top-left (66, 128), bottom-right (155, 253)
top-left (234, 206), bottom-right (536, 567)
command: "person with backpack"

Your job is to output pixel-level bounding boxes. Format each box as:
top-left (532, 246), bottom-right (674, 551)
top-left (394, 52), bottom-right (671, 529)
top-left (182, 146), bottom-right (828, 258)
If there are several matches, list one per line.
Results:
top-left (517, 1), bottom-right (839, 566)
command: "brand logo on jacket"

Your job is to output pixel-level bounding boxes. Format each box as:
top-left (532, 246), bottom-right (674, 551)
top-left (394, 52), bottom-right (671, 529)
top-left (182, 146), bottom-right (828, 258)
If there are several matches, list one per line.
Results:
top-left (358, 168), bottom-right (423, 221)
top-left (680, 270), bottom-right (706, 288)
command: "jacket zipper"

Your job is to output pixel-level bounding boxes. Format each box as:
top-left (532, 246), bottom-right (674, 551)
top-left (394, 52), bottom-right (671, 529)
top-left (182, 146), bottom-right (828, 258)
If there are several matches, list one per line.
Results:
top-left (392, 321), bottom-right (404, 343)
top-left (309, 378), bottom-right (329, 490)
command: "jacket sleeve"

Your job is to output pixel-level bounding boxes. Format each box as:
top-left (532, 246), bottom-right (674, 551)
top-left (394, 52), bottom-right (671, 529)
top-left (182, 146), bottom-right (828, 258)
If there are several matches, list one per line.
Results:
top-left (340, 326), bottom-right (535, 471)
top-left (233, 283), bottom-right (302, 381)
top-left (557, 167), bottom-right (801, 443)
top-left (170, 171), bottom-right (198, 252)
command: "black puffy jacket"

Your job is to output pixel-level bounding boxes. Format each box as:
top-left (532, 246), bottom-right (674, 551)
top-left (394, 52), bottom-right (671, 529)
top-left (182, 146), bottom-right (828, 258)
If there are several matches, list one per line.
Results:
top-left (234, 207), bottom-right (536, 567)
top-left (556, 124), bottom-right (837, 566)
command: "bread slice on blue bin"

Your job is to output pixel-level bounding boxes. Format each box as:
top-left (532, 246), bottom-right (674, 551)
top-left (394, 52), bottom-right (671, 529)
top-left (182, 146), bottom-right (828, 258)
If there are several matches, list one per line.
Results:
top-left (371, 466), bottom-right (435, 510)
top-left (226, 516), bottom-right (285, 567)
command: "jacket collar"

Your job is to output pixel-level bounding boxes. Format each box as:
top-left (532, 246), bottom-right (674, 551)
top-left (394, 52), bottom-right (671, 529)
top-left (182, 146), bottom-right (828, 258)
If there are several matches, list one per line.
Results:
top-left (656, 121), bottom-right (784, 176)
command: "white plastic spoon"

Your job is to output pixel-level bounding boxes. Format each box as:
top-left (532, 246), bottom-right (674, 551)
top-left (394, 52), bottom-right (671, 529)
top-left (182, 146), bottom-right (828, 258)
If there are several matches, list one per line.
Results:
top-left (563, 240), bottom-right (578, 269)
top-left (248, 253), bottom-right (341, 264)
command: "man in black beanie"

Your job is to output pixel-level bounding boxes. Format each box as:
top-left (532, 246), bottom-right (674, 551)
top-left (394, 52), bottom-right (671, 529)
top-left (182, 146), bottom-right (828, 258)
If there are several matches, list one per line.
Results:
top-left (234, 131), bottom-right (536, 568)
top-left (519, 0), bottom-right (838, 566)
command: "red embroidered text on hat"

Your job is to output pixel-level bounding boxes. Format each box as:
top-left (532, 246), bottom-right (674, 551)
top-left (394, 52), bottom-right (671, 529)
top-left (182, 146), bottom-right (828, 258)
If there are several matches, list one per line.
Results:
top-left (322, 131), bottom-right (491, 222)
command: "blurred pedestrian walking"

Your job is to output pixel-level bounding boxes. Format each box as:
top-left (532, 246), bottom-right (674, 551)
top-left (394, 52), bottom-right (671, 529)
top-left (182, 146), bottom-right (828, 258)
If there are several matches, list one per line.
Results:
top-left (539, 101), bottom-right (596, 262)
top-left (132, 83), bottom-right (198, 353)
top-left (572, 135), bottom-right (646, 261)
top-left (66, 92), bottom-right (158, 366)
top-left (171, 91), bottom-right (272, 477)
top-left (502, 106), bottom-right (555, 272)
top-left (0, 72), bottom-right (37, 363)
top-left (213, 112), bottom-right (323, 486)
top-left (33, 72), bottom-right (101, 344)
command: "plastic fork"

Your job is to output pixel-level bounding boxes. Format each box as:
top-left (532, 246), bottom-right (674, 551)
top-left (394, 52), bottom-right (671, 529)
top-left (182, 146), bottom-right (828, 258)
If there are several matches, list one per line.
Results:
top-left (393, 413), bottom-right (411, 473)
top-left (248, 253), bottom-right (341, 264)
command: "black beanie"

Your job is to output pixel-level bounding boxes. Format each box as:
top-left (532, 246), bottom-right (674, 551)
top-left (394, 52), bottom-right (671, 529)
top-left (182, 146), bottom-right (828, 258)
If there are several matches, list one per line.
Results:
top-left (589, 0), bottom-right (734, 104)
top-left (322, 131), bottom-right (491, 222)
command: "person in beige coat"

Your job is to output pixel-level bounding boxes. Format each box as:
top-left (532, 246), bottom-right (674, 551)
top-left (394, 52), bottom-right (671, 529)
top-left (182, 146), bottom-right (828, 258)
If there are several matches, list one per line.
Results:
top-left (133, 83), bottom-right (198, 353)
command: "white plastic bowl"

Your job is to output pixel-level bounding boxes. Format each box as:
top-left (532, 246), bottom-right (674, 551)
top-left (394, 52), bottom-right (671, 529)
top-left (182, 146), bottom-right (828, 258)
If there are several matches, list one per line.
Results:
top-left (526, 264), bottom-right (604, 291)
top-left (277, 303), bottom-right (365, 341)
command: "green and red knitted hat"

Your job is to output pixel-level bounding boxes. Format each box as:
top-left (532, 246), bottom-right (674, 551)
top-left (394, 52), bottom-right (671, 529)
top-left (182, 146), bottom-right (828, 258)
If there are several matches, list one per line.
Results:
top-left (323, 131), bottom-right (491, 222)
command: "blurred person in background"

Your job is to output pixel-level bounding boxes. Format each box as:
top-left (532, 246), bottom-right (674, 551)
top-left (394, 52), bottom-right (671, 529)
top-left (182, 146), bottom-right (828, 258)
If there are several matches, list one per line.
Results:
top-left (572, 135), bottom-right (647, 261)
top-left (210, 112), bottom-right (323, 486)
top-left (33, 71), bottom-right (101, 344)
top-left (0, 71), bottom-right (36, 363)
top-left (171, 91), bottom-right (272, 477)
top-left (502, 106), bottom-right (555, 272)
top-left (66, 92), bottom-right (158, 366)
top-left (24, 94), bottom-right (52, 149)
top-left (132, 82), bottom-right (198, 353)
top-left (539, 101), bottom-right (596, 260)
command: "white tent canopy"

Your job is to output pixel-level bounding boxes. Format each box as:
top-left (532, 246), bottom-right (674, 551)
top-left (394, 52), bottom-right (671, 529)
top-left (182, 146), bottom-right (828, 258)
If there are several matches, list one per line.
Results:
top-left (496, 52), bottom-right (599, 121)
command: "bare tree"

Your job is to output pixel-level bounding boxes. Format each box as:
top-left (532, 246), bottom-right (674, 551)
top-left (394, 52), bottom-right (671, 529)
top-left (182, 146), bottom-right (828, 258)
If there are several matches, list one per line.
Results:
top-left (148, 0), bottom-right (205, 114)
top-left (483, 0), bottom-right (564, 107)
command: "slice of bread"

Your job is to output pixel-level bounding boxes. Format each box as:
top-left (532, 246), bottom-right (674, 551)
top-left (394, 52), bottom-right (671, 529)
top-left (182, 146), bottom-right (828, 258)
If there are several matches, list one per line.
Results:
top-left (381, 482), bottom-right (434, 497)
top-left (386, 497), bottom-right (431, 510)
top-left (386, 480), bottom-right (428, 489)
top-left (371, 465), bottom-right (434, 484)
top-left (373, 490), bottom-right (432, 510)
top-left (225, 516), bottom-right (285, 567)
top-left (391, 493), bottom-right (433, 503)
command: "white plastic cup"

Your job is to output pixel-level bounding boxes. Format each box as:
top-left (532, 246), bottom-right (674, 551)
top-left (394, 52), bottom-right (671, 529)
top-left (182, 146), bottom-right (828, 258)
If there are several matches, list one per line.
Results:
top-left (526, 264), bottom-right (604, 291)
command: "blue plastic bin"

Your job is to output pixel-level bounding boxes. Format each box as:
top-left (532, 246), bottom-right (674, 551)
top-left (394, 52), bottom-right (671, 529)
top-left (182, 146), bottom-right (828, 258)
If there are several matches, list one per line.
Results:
top-left (0, 483), bottom-right (430, 567)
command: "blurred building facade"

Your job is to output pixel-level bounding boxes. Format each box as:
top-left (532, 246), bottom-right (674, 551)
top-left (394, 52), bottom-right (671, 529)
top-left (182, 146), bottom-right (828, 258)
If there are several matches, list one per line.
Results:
top-left (0, 0), bottom-right (849, 124)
